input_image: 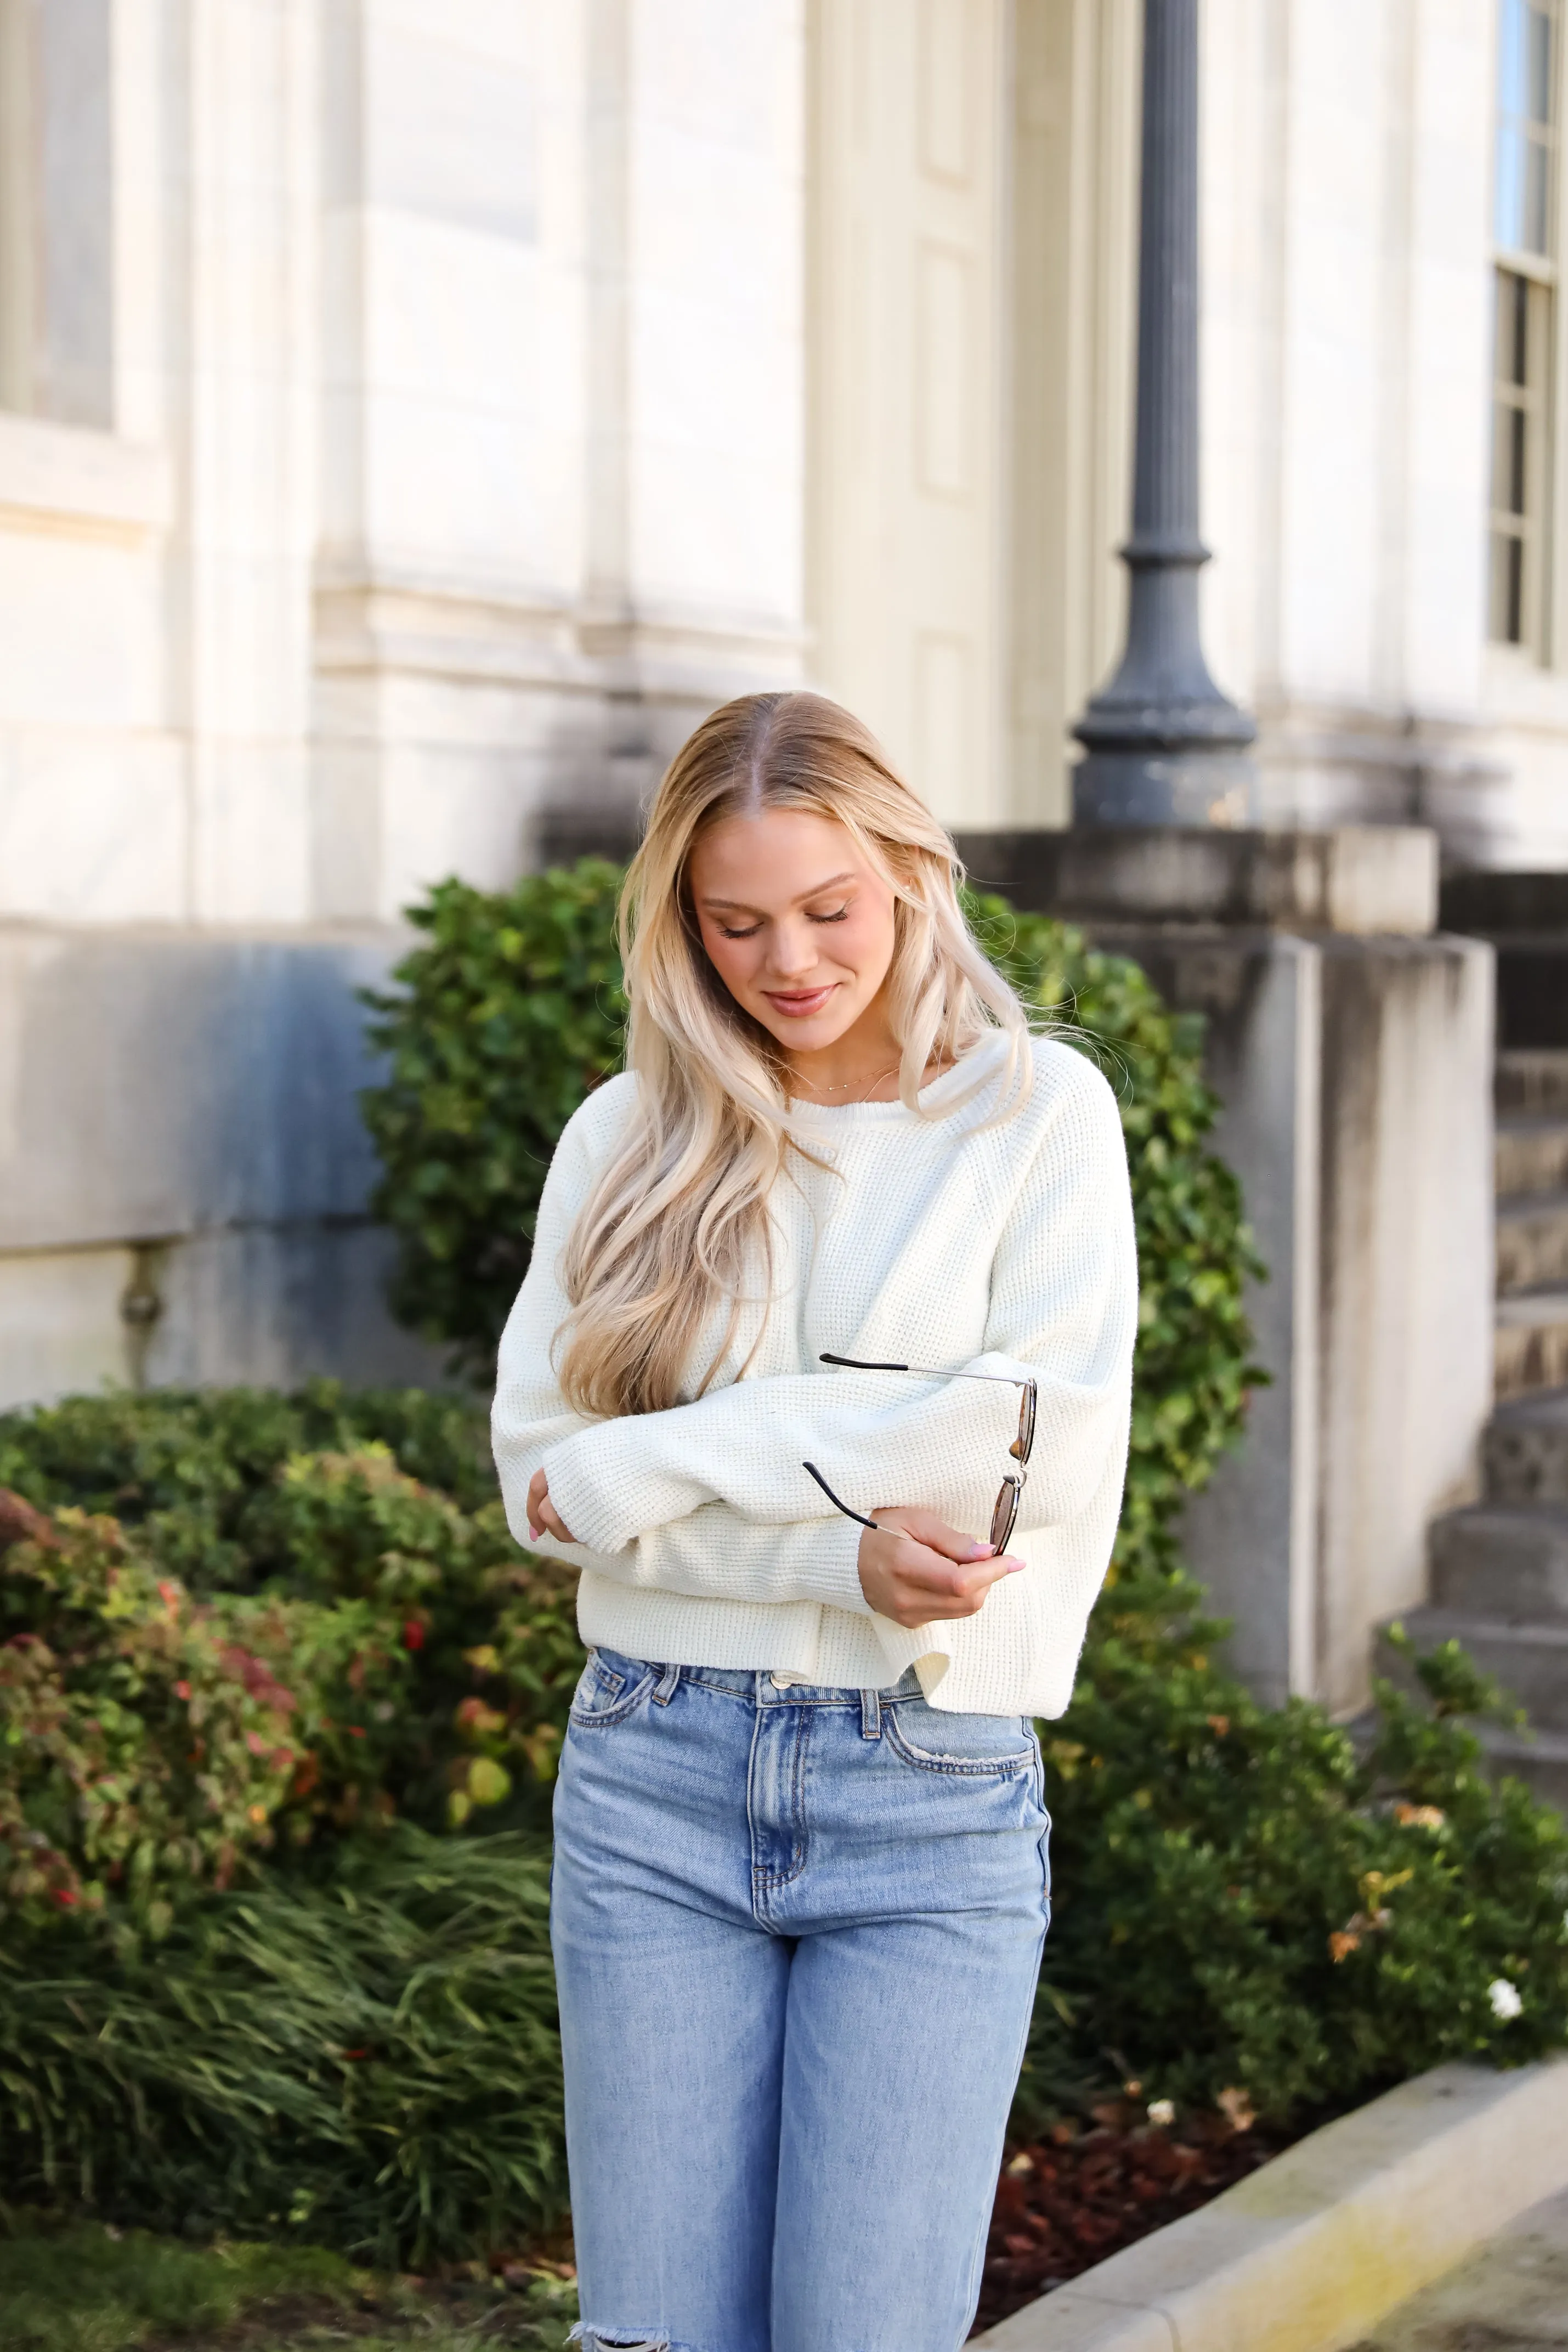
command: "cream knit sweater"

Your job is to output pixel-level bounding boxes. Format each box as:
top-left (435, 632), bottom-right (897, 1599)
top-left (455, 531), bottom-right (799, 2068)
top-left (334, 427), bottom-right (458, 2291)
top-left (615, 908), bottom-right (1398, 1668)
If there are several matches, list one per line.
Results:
top-left (491, 1032), bottom-right (1137, 1718)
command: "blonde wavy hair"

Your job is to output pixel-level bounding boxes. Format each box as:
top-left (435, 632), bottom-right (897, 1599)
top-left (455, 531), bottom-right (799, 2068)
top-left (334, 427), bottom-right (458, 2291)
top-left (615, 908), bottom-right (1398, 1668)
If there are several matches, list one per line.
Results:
top-left (556, 691), bottom-right (1032, 1418)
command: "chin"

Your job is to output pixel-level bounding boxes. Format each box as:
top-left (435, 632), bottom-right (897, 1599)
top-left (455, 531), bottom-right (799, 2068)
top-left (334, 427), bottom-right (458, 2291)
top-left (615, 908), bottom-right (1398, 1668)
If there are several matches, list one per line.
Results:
top-left (760, 1012), bottom-right (857, 1050)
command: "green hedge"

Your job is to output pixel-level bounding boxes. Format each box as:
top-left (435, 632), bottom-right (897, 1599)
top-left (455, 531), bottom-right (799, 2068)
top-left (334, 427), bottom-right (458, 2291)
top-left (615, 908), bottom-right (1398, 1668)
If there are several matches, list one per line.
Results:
top-left (360, 862), bottom-right (627, 1381)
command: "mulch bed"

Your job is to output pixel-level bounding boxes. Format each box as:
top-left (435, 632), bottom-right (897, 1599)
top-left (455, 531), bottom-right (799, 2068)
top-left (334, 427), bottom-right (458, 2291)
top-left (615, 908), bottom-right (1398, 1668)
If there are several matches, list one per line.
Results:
top-left (971, 2100), bottom-right (1299, 2337)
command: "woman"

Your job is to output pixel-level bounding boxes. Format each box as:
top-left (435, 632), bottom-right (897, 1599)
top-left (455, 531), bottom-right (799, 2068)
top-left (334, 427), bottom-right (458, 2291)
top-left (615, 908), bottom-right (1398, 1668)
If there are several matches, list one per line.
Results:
top-left (493, 691), bottom-right (1137, 2352)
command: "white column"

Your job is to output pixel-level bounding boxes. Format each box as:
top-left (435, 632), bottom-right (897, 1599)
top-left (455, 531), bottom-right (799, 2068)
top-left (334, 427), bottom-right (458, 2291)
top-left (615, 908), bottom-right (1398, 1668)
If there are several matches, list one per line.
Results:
top-left (313, 0), bottom-right (592, 918)
top-left (178, 0), bottom-right (319, 921)
top-left (598, 0), bottom-right (805, 669)
top-left (1010, 0), bottom-right (1140, 830)
top-left (808, 0), bottom-right (1011, 826)
top-left (314, 0), bottom-right (807, 921)
top-left (1201, 0), bottom-right (1499, 838)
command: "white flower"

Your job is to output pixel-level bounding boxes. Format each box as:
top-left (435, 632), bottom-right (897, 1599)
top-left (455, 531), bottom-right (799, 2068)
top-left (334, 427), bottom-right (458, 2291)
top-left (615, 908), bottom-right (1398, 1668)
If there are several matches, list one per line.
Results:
top-left (1488, 1977), bottom-right (1523, 2021)
top-left (1147, 2097), bottom-right (1176, 2127)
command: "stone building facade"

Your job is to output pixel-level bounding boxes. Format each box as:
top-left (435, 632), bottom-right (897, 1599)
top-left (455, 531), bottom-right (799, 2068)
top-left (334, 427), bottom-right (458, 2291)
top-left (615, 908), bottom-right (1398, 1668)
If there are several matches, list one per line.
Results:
top-left (3, 1), bottom-right (1562, 946)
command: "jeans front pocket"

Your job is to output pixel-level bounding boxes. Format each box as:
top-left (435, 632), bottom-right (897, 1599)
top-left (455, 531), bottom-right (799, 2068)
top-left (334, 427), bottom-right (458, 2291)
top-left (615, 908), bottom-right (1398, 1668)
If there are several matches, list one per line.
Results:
top-left (568, 1647), bottom-right (658, 1731)
top-left (883, 1699), bottom-right (1038, 1777)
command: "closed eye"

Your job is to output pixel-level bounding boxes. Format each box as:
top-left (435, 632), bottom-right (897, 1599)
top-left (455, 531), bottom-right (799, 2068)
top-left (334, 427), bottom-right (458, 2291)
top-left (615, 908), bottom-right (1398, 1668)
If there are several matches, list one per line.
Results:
top-left (715, 903), bottom-right (849, 939)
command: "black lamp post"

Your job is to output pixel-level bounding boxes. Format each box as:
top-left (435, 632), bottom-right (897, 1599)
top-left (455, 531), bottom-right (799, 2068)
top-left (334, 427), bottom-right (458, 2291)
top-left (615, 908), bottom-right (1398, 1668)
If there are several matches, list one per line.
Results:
top-left (1072, 0), bottom-right (1255, 826)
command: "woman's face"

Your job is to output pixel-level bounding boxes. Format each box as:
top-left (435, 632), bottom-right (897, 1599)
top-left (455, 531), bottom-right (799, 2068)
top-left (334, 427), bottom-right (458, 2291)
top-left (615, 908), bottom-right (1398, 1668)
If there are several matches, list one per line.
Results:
top-left (687, 807), bottom-right (899, 1058)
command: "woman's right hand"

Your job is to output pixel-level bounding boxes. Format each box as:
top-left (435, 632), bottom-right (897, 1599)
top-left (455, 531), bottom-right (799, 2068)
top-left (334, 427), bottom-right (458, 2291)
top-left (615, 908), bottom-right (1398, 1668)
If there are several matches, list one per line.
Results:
top-left (857, 1507), bottom-right (1024, 1629)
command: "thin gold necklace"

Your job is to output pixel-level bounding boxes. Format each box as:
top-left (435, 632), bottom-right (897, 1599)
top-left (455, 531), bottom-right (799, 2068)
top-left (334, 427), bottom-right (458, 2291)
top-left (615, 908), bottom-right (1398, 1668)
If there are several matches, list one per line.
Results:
top-left (789, 1056), bottom-right (903, 1102)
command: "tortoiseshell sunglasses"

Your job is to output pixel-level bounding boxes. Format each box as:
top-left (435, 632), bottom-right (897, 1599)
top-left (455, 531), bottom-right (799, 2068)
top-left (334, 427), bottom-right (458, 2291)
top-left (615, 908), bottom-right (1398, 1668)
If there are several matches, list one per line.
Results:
top-left (802, 1351), bottom-right (1038, 1554)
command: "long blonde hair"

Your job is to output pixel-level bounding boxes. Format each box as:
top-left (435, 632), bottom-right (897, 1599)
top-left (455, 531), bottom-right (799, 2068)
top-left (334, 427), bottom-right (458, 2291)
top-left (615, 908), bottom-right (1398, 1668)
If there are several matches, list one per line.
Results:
top-left (556, 691), bottom-right (1031, 1418)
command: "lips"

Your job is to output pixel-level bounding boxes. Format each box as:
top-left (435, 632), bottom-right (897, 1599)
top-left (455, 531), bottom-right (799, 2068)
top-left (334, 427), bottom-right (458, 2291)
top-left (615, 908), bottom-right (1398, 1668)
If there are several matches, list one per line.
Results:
top-left (763, 985), bottom-right (838, 1017)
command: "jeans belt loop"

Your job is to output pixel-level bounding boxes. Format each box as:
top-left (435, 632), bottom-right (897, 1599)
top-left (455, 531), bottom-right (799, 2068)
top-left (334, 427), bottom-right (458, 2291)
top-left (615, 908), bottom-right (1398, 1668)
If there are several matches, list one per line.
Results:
top-left (652, 1661), bottom-right (681, 1707)
top-left (859, 1687), bottom-right (882, 1740)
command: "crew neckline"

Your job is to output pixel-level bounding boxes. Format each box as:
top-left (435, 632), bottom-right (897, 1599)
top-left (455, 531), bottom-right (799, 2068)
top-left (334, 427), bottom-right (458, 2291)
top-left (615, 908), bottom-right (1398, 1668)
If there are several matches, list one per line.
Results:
top-left (784, 1029), bottom-right (1017, 1128)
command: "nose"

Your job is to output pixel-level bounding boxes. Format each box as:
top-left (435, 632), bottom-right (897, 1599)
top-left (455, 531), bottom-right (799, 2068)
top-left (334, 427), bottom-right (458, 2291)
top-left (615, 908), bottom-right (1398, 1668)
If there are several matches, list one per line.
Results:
top-left (766, 917), bottom-right (819, 979)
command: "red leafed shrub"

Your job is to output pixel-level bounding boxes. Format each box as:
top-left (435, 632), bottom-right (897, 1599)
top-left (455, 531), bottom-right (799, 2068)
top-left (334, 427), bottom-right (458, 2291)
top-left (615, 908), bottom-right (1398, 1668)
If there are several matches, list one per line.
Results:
top-left (1, 1511), bottom-right (292, 1928)
top-left (0, 1409), bottom-right (587, 1947)
top-left (0, 1498), bottom-right (409, 1938)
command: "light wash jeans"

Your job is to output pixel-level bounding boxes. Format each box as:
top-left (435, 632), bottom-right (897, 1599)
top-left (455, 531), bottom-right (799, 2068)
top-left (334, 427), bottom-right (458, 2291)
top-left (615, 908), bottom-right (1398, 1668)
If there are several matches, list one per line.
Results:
top-left (551, 1647), bottom-right (1052, 2352)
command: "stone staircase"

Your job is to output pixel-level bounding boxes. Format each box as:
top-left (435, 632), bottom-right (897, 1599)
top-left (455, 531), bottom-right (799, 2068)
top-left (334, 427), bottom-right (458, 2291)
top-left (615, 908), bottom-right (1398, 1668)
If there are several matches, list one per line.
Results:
top-left (1495, 1049), bottom-right (1568, 1396)
top-left (1374, 875), bottom-right (1568, 1810)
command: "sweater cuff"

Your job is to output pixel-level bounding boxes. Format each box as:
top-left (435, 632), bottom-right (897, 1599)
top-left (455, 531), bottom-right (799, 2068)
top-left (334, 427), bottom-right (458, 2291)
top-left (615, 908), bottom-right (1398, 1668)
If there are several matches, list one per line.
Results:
top-left (810, 1514), bottom-right (875, 1614)
top-left (539, 1426), bottom-right (637, 1555)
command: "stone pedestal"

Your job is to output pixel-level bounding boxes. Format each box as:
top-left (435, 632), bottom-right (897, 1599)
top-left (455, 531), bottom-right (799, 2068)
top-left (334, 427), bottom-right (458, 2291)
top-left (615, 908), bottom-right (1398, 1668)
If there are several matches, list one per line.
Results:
top-left (958, 826), bottom-right (1495, 1716)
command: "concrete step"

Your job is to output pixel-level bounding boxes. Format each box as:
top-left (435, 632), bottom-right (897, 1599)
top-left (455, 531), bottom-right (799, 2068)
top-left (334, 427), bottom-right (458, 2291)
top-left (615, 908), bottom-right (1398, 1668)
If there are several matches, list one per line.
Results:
top-left (1497, 1051), bottom-right (1568, 1118)
top-left (1429, 1502), bottom-right (1568, 1619)
top-left (1442, 870), bottom-right (1568, 932)
top-left (1496, 1117), bottom-right (1568, 1198)
top-left (1485, 1385), bottom-right (1568, 1502)
top-left (1352, 1690), bottom-right (1568, 1813)
top-left (1496, 1191), bottom-right (1568, 1292)
top-left (1496, 1291), bottom-right (1568, 1396)
top-left (1494, 942), bottom-right (1568, 1051)
top-left (1470, 1722), bottom-right (1568, 1811)
top-left (1375, 1606), bottom-right (1568, 1731)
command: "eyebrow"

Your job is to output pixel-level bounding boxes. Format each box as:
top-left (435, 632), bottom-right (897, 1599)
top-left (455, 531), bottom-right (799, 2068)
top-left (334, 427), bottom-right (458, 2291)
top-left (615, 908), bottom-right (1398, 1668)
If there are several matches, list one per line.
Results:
top-left (697, 870), bottom-right (858, 913)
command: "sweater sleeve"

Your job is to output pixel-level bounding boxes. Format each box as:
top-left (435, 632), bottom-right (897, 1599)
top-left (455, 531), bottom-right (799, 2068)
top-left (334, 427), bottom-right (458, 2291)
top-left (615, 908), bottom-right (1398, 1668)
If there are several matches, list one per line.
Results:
top-left (490, 1082), bottom-right (875, 1614)
top-left (525, 1505), bottom-right (873, 1613)
top-left (538, 1049), bottom-right (1137, 1557)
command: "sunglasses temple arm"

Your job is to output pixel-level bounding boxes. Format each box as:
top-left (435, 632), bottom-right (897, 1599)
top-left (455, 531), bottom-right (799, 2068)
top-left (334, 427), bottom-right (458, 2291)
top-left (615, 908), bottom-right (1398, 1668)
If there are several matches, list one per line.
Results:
top-left (802, 1461), bottom-right (880, 1532)
top-left (819, 1353), bottom-right (1028, 1391)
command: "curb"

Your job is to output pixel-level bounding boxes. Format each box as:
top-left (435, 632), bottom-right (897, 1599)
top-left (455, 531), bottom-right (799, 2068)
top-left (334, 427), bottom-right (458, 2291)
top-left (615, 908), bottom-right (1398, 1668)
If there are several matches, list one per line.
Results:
top-left (972, 2055), bottom-right (1568, 2352)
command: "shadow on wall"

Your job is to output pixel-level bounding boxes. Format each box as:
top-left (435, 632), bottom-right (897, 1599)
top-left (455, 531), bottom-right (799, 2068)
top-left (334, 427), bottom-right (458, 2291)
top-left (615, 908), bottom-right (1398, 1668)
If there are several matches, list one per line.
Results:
top-left (0, 924), bottom-right (450, 1411)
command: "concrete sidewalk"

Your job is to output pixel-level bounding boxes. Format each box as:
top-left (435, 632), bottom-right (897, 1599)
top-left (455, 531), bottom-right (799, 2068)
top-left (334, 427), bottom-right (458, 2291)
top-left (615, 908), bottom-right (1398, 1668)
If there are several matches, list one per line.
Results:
top-left (1348, 2183), bottom-right (1568, 2350)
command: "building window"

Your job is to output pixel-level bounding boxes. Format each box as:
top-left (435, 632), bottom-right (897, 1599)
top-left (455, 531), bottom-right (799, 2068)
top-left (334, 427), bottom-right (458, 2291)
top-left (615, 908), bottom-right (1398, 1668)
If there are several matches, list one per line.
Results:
top-left (0, 0), bottom-right (114, 426)
top-left (1491, 0), bottom-right (1560, 651)
top-left (0, 0), bottom-right (34, 412)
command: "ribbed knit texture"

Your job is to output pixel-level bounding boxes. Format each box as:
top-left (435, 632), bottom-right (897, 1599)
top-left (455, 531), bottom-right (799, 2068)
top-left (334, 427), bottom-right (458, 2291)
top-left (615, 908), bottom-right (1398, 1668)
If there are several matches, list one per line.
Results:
top-left (491, 1033), bottom-right (1137, 1717)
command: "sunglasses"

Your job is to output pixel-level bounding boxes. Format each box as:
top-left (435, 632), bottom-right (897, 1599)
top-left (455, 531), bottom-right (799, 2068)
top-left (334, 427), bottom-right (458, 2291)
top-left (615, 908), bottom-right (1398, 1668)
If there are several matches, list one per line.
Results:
top-left (803, 1352), bottom-right (1038, 1554)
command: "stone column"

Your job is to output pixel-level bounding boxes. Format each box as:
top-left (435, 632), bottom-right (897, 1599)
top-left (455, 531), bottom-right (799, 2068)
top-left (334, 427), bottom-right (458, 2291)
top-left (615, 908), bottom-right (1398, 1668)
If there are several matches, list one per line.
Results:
top-left (955, 826), bottom-right (1495, 1716)
top-left (1071, 0), bottom-right (1254, 826)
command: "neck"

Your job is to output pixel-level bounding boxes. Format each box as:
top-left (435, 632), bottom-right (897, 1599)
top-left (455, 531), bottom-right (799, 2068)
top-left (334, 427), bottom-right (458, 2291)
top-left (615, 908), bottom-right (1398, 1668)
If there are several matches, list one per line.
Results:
top-left (784, 1001), bottom-right (905, 1101)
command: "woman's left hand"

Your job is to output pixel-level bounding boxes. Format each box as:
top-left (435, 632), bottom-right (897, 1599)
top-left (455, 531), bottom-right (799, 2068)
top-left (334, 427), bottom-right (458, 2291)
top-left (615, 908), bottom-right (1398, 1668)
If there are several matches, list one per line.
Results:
top-left (527, 1469), bottom-right (578, 1546)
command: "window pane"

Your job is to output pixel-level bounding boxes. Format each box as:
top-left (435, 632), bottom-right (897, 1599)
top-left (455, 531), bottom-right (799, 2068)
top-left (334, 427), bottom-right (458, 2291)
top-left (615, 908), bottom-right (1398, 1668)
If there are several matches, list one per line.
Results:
top-left (1488, 270), bottom-right (1552, 650)
top-left (1496, 0), bottom-right (1559, 253)
top-left (1509, 534), bottom-right (1526, 641)
top-left (1530, 4), bottom-right (1555, 121)
top-left (1501, 0), bottom-right (1528, 119)
top-left (1493, 400), bottom-right (1518, 508)
top-left (1498, 122), bottom-right (1525, 248)
top-left (1490, 17), bottom-right (1556, 652)
top-left (1527, 135), bottom-right (1553, 251)
top-left (1490, 530), bottom-right (1526, 642)
top-left (1495, 267), bottom-right (1532, 383)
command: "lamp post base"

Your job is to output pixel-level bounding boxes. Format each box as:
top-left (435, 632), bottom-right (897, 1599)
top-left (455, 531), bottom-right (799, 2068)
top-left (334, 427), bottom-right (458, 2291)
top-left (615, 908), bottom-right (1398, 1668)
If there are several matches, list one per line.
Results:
top-left (1072, 746), bottom-right (1256, 829)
